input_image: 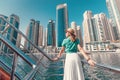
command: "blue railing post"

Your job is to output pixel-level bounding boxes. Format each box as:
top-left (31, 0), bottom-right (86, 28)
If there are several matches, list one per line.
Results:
top-left (11, 53), bottom-right (18, 80)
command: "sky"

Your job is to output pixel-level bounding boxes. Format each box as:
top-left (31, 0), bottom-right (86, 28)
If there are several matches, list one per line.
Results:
top-left (0, 0), bottom-right (109, 33)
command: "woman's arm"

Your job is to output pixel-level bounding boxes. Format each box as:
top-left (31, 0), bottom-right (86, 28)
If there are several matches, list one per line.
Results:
top-left (52, 47), bottom-right (65, 61)
top-left (77, 44), bottom-right (95, 66)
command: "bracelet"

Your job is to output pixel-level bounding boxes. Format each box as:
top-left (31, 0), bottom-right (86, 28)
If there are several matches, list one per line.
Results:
top-left (87, 58), bottom-right (91, 62)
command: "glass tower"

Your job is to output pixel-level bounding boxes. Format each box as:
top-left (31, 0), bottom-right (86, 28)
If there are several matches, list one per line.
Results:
top-left (34, 21), bottom-right (40, 46)
top-left (3, 14), bottom-right (20, 53)
top-left (7, 14), bottom-right (20, 45)
top-left (106, 0), bottom-right (120, 40)
top-left (0, 14), bottom-right (8, 31)
top-left (0, 14), bottom-right (8, 49)
top-left (56, 3), bottom-right (69, 47)
top-left (25, 19), bottom-right (41, 51)
top-left (47, 20), bottom-right (55, 46)
top-left (25, 19), bottom-right (35, 50)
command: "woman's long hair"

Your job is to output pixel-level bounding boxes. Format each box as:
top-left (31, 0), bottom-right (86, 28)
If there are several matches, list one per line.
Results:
top-left (70, 33), bottom-right (76, 42)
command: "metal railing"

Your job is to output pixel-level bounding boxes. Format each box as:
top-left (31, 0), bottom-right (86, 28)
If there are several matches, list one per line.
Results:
top-left (81, 60), bottom-right (120, 73)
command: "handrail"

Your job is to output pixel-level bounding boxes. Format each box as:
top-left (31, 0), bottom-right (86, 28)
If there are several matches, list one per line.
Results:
top-left (81, 60), bottom-right (120, 73)
top-left (0, 16), bottom-right (53, 62)
top-left (0, 34), bottom-right (35, 67)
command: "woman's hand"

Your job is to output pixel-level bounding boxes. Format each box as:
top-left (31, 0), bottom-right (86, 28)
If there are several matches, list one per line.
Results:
top-left (87, 59), bottom-right (96, 66)
top-left (52, 57), bottom-right (59, 61)
top-left (52, 47), bottom-right (64, 61)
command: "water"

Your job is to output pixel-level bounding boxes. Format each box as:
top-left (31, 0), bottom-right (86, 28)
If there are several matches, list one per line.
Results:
top-left (44, 52), bottom-right (120, 80)
top-left (44, 61), bottom-right (64, 80)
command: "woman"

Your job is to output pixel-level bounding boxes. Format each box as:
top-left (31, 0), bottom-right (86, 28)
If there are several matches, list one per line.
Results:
top-left (53, 28), bottom-right (95, 80)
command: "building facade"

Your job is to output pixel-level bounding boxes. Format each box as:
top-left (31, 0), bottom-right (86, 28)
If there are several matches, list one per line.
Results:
top-left (6, 14), bottom-right (20, 45)
top-left (76, 26), bottom-right (83, 47)
top-left (56, 3), bottom-right (69, 47)
top-left (34, 21), bottom-right (40, 46)
top-left (83, 11), bottom-right (95, 45)
top-left (83, 11), bottom-right (116, 51)
top-left (24, 19), bottom-right (35, 50)
top-left (106, 0), bottom-right (120, 40)
top-left (38, 25), bottom-right (43, 46)
top-left (71, 21), bottom-right (77, 35)
top-left (2, 14), bottom-right (20, 53)
top-left (0, 14), bottom-right (8, 32)
top-left (43, 28), bottom-right (48, 47)
top-left (47, 20), bottom-right (56, 46)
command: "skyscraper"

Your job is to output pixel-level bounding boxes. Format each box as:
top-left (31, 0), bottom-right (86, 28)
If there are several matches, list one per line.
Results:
top-left (7, 14), bottom-right (20, 45)
top-left (106, 0), bottom-right (120, 40)
top-left (93, 14), bottom-right (106, 42)
top-left (56, 3), bottom-right (69, 47)
top-left (43, 28), bottom-right (48, 47)
top-left (76, 26), bottom-right (83, 47)
top-left (108, 19), bottom-right (116, 41)
top-left (83, 11), bottom-right (95, 44)
top-left (16, 34), bottom-right (22, 48)
top-left (0, 14), bottom-right (8, 51)
top-left (83, 11), bottom-right (115, 43)
top-left (34, 21), bottom-right (40, 46)
top-left (71, 22), bottom-right (83, 47)
top-left (24, 19), bottom-right (35, 50)
top-left (3, 14), bottom-right (20, 53)
top-left (99, 13), bottom-right (116, 41)
top-left (83, 11), bottom-right (116, 51)
top-left (0, 14), bottom-right (8, 32)
top-left (24, 19), bottom-right (41, 51)
top-left (71, 21), bottom-right (77, 36)
top-left (38, 25), bottom-right (43, 46)
top-left (47, 20), bottom-right (56, 46)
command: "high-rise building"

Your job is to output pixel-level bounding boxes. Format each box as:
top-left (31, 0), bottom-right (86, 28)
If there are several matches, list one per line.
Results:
top-left (93, 14), bottom-right (106, 42)
top-left (16, 34), bottom-right (22, 48)
top-left (108, 19), bottom-right (116, 41)
top-left (56, 3), bottom-right (69, 47)
top-left (0, 14), bottom-right (8, 51)
top-left (7, 14), bottom-right (20, 45)
top-left (83, 11), bottom-right (115, 43)
top-left (71, 22), bottom-right (83, 47)
top-left (76, 26), bottom-right (83, 47)
top-left (106, 0), bottom-right (120, 39)
top-left (47, 20), bottom-right (56, 46)
top-left (83, 11), bottom-right (116, 51)
top-left (93, 13), bottom-right (116, 42)
top-left (99, 13), bottom-right (116, 41)
top-left (24, 19), bottom-right (35, 50)
top-left (34, 21), bottom-right (40, 46)
top-left (38, 25), bottom-right (43, 46)
top-left (83, 11), bottom-right (95, 44)
top-left (0, 14), bottom-right (8, 32)
top-left (71, 21), bottom-right (77, 36)
top-left (43, 28), bottom-right (48, 47)
top-left (3, 14), bottom-right (20, 53)
top-left (24, 19), bottom-right (41, 51)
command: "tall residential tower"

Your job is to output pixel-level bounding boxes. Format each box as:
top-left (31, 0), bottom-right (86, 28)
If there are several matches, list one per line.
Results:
top-left (56, 3), bottom-right (69, 47)
top-left (47, 20), bottom-right (56, 46)
top-left (106, 0), bottom-right (120, 40)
